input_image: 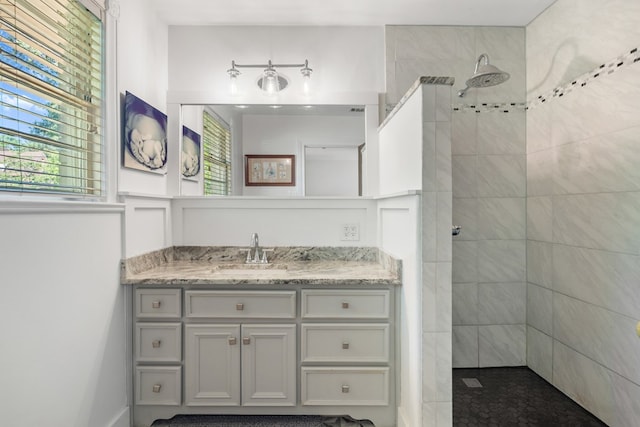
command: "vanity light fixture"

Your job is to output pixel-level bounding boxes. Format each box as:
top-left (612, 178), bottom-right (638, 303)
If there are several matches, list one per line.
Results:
top-left (227, 59), bottom-right (313, 95)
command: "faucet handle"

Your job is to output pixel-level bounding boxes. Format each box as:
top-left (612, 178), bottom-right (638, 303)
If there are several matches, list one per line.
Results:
top-left (261, 249), bottom-right (273, 264)
top-left (244, 249), bottom-right (252, 263)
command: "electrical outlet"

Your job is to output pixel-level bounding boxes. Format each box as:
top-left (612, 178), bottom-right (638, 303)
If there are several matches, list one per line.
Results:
top-left (341, 223), bottom-right (360, 241)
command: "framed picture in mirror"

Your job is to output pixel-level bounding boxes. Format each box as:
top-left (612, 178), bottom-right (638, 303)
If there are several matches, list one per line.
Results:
top-left (245, 154), bottom-right (295, 186)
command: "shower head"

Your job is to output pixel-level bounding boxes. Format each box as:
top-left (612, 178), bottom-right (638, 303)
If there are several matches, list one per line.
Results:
top-left (457, 53), bottom-right (510, 97)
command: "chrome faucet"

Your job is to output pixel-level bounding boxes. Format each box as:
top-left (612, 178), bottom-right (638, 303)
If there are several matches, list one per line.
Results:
top-left (246, 232), bottom-right (269, 263)
top-left (250, 232), bottom-right (260, 262)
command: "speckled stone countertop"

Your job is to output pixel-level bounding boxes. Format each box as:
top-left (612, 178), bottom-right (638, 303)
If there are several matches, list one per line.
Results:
top-left (121, 246), bottom-right (402, 286)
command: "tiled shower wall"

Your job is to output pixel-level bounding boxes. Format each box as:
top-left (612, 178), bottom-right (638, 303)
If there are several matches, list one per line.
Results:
top-left (386, 26), bottom-right (527, 368)
top-left (526, 0), bottom-right (640, 425)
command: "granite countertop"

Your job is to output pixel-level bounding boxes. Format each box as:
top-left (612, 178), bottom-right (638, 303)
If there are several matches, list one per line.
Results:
top-left (121, 246), bottom-right (402, 286)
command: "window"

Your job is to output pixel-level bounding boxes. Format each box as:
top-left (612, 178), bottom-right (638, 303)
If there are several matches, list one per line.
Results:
top-left (0, 0), bottom-right (103, 196)
top-left (202, 110), bottom-right (231, 195)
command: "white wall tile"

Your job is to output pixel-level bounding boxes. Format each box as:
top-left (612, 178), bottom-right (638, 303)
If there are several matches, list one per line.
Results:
top-left (611, 368), bottom-right (640, 427)
top-left (526, 241), bottom-right (553, 289)
top-left (553, 341), bottom-right (616, 427)
top-left (526, 149), bottom-right (554, 197)
top-left (477, 240), bottom-right (526, 282)
top-left (553, 293), bottom-right (640, 384)
top-left (477, 155), bottom-right (526, 197)
top-left (477, 111), bottom-right (526, 155)
top-left (527, 326), bottom-right (552, 383)
top-left (435, 122), bottom-right (452, 192)
top-left (423, 262), bottom-right (452, 332)
top-left (527, 283), bottom-right (553, 334)
top-left (452, 326), bottom-right (478, 368)
top-left (478, 324), bottom-right (526, 367)
top-left (477, 197), bottom-right (526, 240)
top-left (436, 193), bottom-right (452, 262)
top-left (475, 27), bottom-right (525, 61)
top-left (452, 156), bottom-right (477, 198)
top-left (422, 332), bottom-right (452, 403)
top-left (422, 122), bottom-right (437, 192)
top-left (452, 241), bottom-right (477, 283)
top-left (452, 283), bottom-right (478, 325)
top-left (526, 196), bottom-right (553, 242)
top-left (478, 282), bottom-right (526, 325)
top-left (553, 193), bottom-right (640, 255)
top-left (422, 192), bottom-right (437, 262)
top-left (451, 112), bottom-right (477, 155)
top-left (552, 244), bottom-right (640, 319)
top-left (452, 198), bottom-right (477, 241)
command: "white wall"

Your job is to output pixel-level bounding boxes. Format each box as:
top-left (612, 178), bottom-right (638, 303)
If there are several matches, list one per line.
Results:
top-left (305, 146), bottom-right (359, 197)
top-left (377, 83), bottom-right (453, 427)
top-left (378, 90), bottom-right (423, 195)
top-left (118, 0), bottom-right (170, 196)
top-left (168, 26), bottom-right (384, 103)
top-left (242, 114), bottom-right (364, 196)
top-left (386, 26), bottom-right (528, 369)
top-left (526, 1), bottom-right (640, 425)
top-left (172, 197), bottom-right (377, 247)
top-left (0, 204), bottom-right (126, 427)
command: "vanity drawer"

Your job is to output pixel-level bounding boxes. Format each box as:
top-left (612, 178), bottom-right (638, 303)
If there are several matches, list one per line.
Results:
top-left (301, 289), bottom-right (390, 319)
top-left (135, 366), bottom-right (182, 406)
top-left (301, 367), bottom-right (389, 406)
top-left (135, 323), bottom-right (182, 362)
top-left (185, 290), bottom-right (296, 318)
top-left (136, 288), bottom-right (181, 319)
top-left (301, 324), bottom-right (389, 363)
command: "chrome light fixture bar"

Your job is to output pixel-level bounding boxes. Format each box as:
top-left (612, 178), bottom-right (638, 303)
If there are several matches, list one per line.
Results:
top-left (227, 59), bottom-right (313, 95)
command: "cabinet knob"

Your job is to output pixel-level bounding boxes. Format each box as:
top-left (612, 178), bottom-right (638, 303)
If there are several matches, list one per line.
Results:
top-left (342, 341), bottom-right (350, 350)
top-left (242, 337), bottom-right (251, 345)
top-left (341, 385), bottom-right (350, 393)
top-left (152, 339), bottom-right (161, 348)
top-left (342, 302), bottom-right (349, 309)
top-left (236, 303), bottom-right (244, 311)
top-left (152, 384), bottom-right (162, 393)
top-left (151, 300), bottom-right (161, 309)
top-left (228, 337), bottom-right (237, 345)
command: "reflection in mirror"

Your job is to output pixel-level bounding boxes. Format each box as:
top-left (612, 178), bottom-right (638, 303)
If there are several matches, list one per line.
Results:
top-left (180, 104), bottom-right (366, 197)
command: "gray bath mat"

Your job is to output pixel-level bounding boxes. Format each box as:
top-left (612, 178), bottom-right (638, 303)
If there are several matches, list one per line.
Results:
top-left (151, 414), bottom-right (375, 427)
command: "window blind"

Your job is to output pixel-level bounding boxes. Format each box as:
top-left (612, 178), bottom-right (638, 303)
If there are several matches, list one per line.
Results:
top-left (0, 0), bottom-right (103, 196)
top-left (202, 110), bottom-right (231, 195)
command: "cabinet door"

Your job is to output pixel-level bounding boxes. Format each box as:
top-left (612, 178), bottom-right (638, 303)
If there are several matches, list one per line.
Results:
top-left (185, 324), bottom-right (240, 406)
top-left (241, 324), bottom-right (296, 406)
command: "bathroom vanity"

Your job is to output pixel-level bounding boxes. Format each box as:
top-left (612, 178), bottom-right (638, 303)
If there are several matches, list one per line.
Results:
top-left (122, 246), bottom-right (402, 427)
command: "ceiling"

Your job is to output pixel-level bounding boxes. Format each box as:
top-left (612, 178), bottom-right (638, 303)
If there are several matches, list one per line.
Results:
top-left (150, 0), bottom-right (556, 27)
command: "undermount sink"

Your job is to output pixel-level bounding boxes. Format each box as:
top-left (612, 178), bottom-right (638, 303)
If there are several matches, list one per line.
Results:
top-left (212, 263), bottom-right (289, 272)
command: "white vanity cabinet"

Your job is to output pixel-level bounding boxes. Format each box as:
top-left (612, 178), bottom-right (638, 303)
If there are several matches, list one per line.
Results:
top-left (183, 290), bottom-right (297, 407)
top-left (132, 286), bottom-right (395, 427)
top-left (134, 289), bottom-right (183, 407)
top-left (300, 289), bottom-right (392, 407)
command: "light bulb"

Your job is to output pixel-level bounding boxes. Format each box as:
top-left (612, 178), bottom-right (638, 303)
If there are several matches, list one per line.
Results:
top-left (262, 68), bottom-right (280, 95)
top-left (229, 74), bottom-right (238, 96)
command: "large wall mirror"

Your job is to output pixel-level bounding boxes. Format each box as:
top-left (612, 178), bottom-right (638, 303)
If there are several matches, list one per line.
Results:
top-left (180, 104), bottom-right (366, 197)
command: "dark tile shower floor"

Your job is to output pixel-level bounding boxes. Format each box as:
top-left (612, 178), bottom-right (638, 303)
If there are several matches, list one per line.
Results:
top-left (453, 367), bottom-right (608, 426)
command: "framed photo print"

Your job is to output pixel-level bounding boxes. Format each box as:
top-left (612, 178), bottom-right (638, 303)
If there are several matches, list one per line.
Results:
top-left (122, 91), bottom-right (167, 174)
top-left (245, 154), bottom-right (295, 186)
top-left (182, 126), bottom-right (201, 180)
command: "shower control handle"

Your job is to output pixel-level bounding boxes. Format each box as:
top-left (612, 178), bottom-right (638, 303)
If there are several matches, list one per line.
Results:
top-left (452, 225), bottom-right (462, 236)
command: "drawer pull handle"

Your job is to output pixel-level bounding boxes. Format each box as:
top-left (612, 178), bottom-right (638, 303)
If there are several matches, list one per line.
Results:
top-left (342, 302), bottom-right (349, 309)
top-left (242, 337), bottom-right (251, 345)
top-left (341, 385), bottom-right (350, 393)
top-left (152, 384), bottom-right (162, 393)
top-left (151, 300), bottom-right (161, 309)
top-left (342, 342), bottom-right (350, 350)
top-left (236, 303), bottom-right (244, 311)
top-left (152, 340), bottom-right (161, 348)
top-left (229, 337), bottom-right (237, 345)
